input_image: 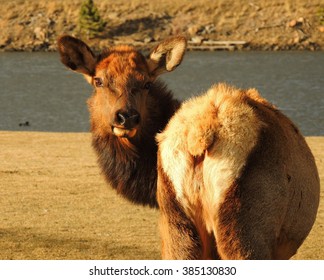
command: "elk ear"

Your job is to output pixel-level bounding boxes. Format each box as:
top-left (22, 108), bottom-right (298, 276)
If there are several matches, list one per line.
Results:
top-left (147, 36), bottom-right (187, 77)
top-left (57, 35), bottom-right (97, 80)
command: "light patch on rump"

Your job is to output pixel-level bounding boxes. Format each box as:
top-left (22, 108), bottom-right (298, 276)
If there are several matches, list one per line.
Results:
top-left (157, 83), bottom-right (263, 226)
top-left (157, 120), bottom-right (193, 201)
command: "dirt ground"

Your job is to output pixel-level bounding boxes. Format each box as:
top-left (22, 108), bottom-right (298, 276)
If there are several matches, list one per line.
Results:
top-left (0, 0), bottom-right (323, 51)
top-left (0, 131), bottom-right (323, 260)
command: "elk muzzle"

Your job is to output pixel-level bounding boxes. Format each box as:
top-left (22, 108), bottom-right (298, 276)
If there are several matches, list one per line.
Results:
top-left (112, 109), bottom-right (141, 138)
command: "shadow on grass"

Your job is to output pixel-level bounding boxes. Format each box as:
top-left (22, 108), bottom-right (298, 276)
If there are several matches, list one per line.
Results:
top-left (106, 15), bottom-right (171, 37)
top-left (0, 227), bottom-right (160, 260)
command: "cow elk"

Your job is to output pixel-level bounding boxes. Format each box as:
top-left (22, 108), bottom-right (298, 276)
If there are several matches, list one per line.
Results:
top-left (157, 83), bottom-right (320, 259)
top-left (58, 36), bottom-right (319, 260)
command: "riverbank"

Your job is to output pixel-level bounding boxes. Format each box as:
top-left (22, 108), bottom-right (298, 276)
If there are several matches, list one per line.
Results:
top-left (0, 0), bottom-right (323, 52)
top-left (0, 131), bottom-right (323, 259)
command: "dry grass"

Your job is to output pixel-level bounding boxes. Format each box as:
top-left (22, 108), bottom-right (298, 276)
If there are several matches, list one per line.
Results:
top-left (0, 131), bottom-right (323, 259)
top-left (0, 131), bottom-right (160, 259)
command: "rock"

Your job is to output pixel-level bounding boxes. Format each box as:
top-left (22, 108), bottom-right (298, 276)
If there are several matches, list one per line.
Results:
top-left (47, 18), bottom-right (55, 28)
top-left (187, 25), bottom-right (200, 36)
top-left (288, 20), bottom-right (297, 27)
top-left (288, 18), bottom-right (303, 28)
top-left (191, 36), bottom-right (204, 44)
top-left (34, 27), bottom-right (46, 41)
top-left (273, 45), bottom-right (280, 51)
top-left (0, 36), bottom-right (11, 48)
top-left (297, 17), bottom-right (305, 23)
top-left (205, 24), bottom-right (216, 34)
top-left (199, 24), bottom-right (216, 35)
top-left (143, 37), bottom-right (154, 44)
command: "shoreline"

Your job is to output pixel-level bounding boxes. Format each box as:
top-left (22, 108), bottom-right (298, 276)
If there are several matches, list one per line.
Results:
top-left (1, 41), bottom-right (322, 53)
top-left (1, 37), bottom-right (322, 53)
top-left (1, 32), bottom-right (322, 52)
top-left (1, 35), bottom-right (323, 52)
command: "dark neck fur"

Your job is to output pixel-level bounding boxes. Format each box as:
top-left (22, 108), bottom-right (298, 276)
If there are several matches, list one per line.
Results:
top-left (91, 80), bottom-right (180, 208)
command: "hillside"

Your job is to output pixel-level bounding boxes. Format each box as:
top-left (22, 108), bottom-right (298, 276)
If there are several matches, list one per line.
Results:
top-left (0, 0), bottom-right (323, 51)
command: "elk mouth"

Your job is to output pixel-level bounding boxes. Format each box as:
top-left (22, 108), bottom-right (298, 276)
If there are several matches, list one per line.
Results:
top-left (112, 110), bottom-right (140, 138)
top-left (112, 126), bottom-right (137, 138)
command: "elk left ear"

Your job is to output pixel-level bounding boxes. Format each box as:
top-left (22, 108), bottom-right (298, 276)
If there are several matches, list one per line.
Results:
top-left (57, 35), bottom-right (97, 78)
top-left (147, 36), bottom-right (187, 77)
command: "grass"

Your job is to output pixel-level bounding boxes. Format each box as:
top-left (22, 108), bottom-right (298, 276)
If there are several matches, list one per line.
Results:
top-left (0, 131), bottom-right (160, 259)
top-left (0, 131), bottom-right (323, 259)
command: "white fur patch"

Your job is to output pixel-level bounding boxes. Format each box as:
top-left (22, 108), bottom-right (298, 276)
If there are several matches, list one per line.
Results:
top-left (157, 125), bottom-right (192, 200)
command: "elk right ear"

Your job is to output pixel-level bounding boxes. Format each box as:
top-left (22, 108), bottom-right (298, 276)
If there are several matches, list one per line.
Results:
top-left (147, 36), bottom-right (187, 77)
top-left (57, 35), bottom-right (97, 79)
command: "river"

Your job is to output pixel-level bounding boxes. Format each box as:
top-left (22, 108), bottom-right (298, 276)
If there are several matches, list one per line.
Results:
top-left (0, 51), bottom-right (323, 135)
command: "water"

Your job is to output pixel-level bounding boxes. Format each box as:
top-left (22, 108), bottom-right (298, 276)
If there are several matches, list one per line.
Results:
top-left (0, 51), bottom-right (323, 135)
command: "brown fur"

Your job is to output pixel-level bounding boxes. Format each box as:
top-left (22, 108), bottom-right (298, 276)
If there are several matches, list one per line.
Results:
top-left (157, 83), bottom-right (320, 259)
top-left (58, 35), bottom-right (187, 207)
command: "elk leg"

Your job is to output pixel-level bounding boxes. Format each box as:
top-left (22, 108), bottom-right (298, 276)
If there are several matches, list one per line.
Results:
top-left (157, 164), bottom-right (202, 259)
top-left (159, 211), bottom-right (202, 259)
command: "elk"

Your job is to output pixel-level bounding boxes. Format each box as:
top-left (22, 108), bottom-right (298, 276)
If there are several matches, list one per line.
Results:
top-left (156, 83), bottom-right (320, 259)
top-left (57, 35), bottom-right (186, 207)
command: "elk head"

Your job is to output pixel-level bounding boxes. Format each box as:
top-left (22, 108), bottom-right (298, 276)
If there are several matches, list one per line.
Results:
top-left (57, 36), bottom-right (187, 140)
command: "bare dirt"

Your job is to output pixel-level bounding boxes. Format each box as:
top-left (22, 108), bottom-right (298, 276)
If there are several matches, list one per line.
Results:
top-left (0, 131), bottom-right (323, 259)
top-left (0, 0), bottom-right (323, 52)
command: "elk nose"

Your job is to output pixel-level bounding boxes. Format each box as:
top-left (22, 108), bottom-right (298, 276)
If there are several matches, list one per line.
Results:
top-left (115, 110), bottom-right (140, 128)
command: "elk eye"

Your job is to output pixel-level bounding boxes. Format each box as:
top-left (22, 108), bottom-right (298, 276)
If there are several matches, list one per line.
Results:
top-left (94, 77), bottom-right (103, 87)
top-left (144, 82), bottom-right (152, 90)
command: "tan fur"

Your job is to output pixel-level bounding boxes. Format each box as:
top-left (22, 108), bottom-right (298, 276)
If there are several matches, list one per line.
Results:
top-left (157, 83), bottom-right (320, 259)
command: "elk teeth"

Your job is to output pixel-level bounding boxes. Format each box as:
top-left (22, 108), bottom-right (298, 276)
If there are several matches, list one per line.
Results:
top-left (113, 127), bottom-right (137, 138)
